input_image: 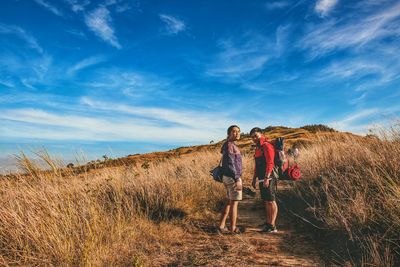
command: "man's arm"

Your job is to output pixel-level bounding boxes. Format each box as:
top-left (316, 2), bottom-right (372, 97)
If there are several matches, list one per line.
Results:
top-left (252, 155), bottom-right (257, 188)
top-left (263, 143), bottom-right (275, 187)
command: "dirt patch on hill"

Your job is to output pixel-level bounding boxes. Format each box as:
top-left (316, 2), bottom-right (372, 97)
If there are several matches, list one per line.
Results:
top-left (151, 183), bottom-right (331, 267)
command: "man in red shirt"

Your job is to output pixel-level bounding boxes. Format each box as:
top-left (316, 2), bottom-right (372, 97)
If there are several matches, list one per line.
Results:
top-left (250, 127), bottom-right (279, 233)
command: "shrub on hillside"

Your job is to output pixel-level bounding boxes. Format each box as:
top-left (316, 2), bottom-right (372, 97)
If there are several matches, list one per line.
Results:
top-left (263, 125), bottom-right (292, 132)
top-left (300, 124), bottom-right (336, 132)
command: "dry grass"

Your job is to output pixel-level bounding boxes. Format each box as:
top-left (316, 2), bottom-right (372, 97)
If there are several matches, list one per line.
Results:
top-left (0, 151), bottom-right (246, 266)
top-left (293, 128), bottom-right (400, 266)
top-left (1, 124), bottom-right (399, 266)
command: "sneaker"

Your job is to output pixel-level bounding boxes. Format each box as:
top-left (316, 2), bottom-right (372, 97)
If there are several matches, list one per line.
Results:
top-left (260, 223), bottom-right (271, 230)
top-left (262, 224), bottom-right (278, 233)
top-left (261, 224), bottom-right (269, 232)
top-left (231, 226), bottom-right (245, 234)
top-left (217, 226), bottom-right (230, 234)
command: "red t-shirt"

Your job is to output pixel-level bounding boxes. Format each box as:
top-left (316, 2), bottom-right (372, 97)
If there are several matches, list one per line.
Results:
top-left (254, 136), bottom-right (275, 178)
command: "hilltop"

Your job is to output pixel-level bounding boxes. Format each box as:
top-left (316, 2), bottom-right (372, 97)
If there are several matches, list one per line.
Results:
top-left (59, 124), bottom-right (355, 175)
top-left (1, 124), bottom-right (359, 179)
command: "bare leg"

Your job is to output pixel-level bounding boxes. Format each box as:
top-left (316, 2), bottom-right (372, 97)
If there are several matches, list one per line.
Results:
top-left (264, 201), bottom-right (270, 225)
top-left (229, 200), bottom-right (239, 231)
top-left (267, 201), bottom-right (278, 226)
top-left (219, 201), bottom-right (230, 229)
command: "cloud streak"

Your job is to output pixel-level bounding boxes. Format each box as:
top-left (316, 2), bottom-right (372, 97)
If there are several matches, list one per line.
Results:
top-left (33, 0), bottom-right (63, 16)
top-left (301, 1), bottom-right (400, 57)
top-left (328, 108), bottom-right (384, 133)
top-left (80, 97), bottom-right (230, 129)
top-left (0, 23), bottom-right (43, 54)
top-left (84, 6), bottom-right (121, 49)
top-left (67, 56), bottom-right (107, 75)
top-left (159, 14), bottom-right (186, 35)
top-left (315, 0), bottom-right (338, 17)
top-left (206, 33), bottom-right (272, 79)
top-left (0, 106), bottom-right (226, 143)
top-left (265, 1), bottom-right (290, 10)
top-left (319, 60), bottom-right (384, 80)
top-left (65, 0), bottom-right (90, 13)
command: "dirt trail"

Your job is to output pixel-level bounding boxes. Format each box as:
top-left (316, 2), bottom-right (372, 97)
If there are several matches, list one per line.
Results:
top-left (162, 184), bottom-right (329, 267)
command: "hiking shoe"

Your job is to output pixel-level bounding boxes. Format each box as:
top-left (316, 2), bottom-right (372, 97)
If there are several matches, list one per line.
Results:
top-left (231, 226), bottom-right (245, 234)
top-left (217, 226), bottom-right (229, 234)
top-left (262, 224), bottom-right (278, 233)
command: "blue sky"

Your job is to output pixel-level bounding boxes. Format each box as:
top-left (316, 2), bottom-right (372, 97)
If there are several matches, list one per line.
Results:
top-left (1, 0), bottom-right (400, 170)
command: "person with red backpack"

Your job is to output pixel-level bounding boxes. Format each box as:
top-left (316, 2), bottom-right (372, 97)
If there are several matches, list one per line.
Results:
top-left (250, 127), bottom-right (279, 233)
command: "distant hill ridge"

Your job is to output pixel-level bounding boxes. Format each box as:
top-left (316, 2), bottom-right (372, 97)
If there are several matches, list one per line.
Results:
top-left (105, 124), bottom-right (340, 166)
top-left (1, 124), bottom-right (356, 178)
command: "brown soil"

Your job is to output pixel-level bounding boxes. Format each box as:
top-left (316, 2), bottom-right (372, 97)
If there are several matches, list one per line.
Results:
top-left (155, 184), bottom-right (330, 267)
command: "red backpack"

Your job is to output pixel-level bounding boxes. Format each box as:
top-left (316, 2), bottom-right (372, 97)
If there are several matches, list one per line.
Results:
top-left (269, 137), bottom-right (301, 181)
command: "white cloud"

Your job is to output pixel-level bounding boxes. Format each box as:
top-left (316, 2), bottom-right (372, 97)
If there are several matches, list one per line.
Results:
top-left (64, 0), bottom-right (90, 13)
top-left (82, 70), bottom-right (170, 99)
top-left (159, 14), bottom-right (186, 35)
top-left (349, 93), bottom-right (367, 105)
top-left (84, 6), bottom-right (122, 49)
top-left (328, 108), bottom-right (379, 133)
top-left (328, 106), bottom-right (400, 133)
top-left (316, 43), bottom-right (400, 88)
top-left (265, 1), bottom-right (290, 10)
top-left (206, 33), bottom-right (272, 79)
top-left (116, 3), bottom-right (132, 13)
top-left (301, 1), bottom-right (400, 57)
top-left (0, 42), bottom-right (52, 90)
top-left (0, 107), bottom-right (226, 143)
top-left (276, 24), bottom-right (291, 55)
top-left (67, 56), bottom-right (107, 75)
top-left (315, 0), bottom-right (338, 17)
top-left (20, 78), bottom-right (38, 90)
top-left (102, 0), bottom-right (135, 13)
top-left (319, 61), bottom-right (384, 79)
top-left (0, 80), bottom-right (15, 88)
top-left (0, 24), bottom-right (43, 54)
top-left (80, 97), bottom-right (230, 129)
top-left (33, 0), bottom-right (63, 16)
top-left (104, 0), bottom-right (118, 6)
top-left (65, 28), bottom-right (87, 39)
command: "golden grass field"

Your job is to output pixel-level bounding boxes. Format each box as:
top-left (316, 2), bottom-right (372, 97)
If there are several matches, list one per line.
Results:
top-left (0, 125), bottom-right (399, 266)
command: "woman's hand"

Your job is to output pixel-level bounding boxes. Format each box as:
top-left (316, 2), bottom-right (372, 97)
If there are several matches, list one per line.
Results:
top-left (235, 179), bottom-right (243, 191)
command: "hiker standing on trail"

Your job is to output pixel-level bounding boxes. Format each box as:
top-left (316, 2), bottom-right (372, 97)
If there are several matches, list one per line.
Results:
top-left (218, 125), bottom-right (244, 234)
top-left (250, 127), bottom-right (279, 233)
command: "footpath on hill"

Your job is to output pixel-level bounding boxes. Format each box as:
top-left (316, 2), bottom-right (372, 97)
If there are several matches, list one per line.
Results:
top-left (158, 183), bottom-right (330, 267)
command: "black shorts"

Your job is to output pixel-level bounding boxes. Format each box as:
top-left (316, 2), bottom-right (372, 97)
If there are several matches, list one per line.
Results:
top-left (259, 178), bottom-right (276, 202)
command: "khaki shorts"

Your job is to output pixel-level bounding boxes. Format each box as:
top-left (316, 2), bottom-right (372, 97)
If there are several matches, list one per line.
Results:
top-left (222, 175), bottom-right (242, 201)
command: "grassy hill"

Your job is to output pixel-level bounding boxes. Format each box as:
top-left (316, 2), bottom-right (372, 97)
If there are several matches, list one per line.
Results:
top-left (1, 125), bottom-right (334, 179)
top-left (0, 125), bottom-right (398, 266)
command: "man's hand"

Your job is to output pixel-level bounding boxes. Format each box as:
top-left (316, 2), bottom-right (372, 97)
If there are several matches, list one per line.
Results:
top-left (235, 179), bottom-right (243, 191)
top-left (263, 178), bottom-right (270, 188)
top-left (252, 177), bottom-right (257, 189)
